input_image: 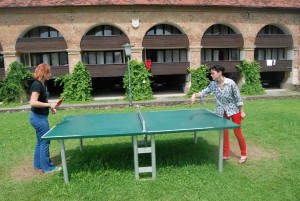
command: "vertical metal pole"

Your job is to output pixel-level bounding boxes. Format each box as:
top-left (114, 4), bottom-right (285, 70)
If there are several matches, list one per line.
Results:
top-left (133, 136), bottom-right (139, 179)
top-left (59, 140), bottom-right (69, 184)
top-left (128, 57), bottom-right (132, 107)
top-left (151, 135), bottom-right (156, 179)
top-left (218, 130), bottom-right (224, 173)
top-left (194, 131), bottom-right (197, 144)
top-left (79, 138), bottom-right (83, 152)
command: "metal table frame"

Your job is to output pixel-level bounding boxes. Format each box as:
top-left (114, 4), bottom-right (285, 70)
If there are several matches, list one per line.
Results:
top-left (58, 130), bottom-right (224, 184)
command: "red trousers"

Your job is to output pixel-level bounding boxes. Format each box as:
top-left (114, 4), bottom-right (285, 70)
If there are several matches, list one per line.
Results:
top-left (223, 112), bottom-right (247, 157)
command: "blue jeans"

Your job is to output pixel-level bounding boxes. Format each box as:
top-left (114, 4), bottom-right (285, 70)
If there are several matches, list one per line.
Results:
top-left (29, 112), bottom-right (55, 172)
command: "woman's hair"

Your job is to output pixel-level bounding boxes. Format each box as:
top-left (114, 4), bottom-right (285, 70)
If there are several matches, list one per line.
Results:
top-left (34, 63), bottom-right (51, 79)
top-left (210, 64), bottom-right (225, 74)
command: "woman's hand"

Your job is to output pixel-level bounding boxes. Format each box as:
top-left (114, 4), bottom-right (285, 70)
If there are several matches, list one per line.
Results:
top-left (191, 93), bottom-right (196, 104)
top-left (240, 111), bottom-right (246, 119)
top-left (49, 103), bottom-right (57, 114)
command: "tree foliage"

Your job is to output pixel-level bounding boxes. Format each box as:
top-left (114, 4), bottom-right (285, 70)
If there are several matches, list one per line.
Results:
top-left (0, 61), bottom-right (33, 103)
top-left (123, 59), bottom-right (153, 101)
top-left (55, 61), bottom-right (92, 101)
top-left (187, 64), bottom-right (210, 97)
top-left (236, 60), bottom-right (265, 95)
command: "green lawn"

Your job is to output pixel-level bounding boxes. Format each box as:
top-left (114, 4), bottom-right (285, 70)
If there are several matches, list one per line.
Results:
top-left (0, 99), bottom-right (299, 201)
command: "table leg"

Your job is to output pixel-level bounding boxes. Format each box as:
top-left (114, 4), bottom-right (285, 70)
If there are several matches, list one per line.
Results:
top-left (194, 131), bottom-right (197, 144)
top-left (59, 140), bottom-right (69, 184)
top-left (79, 138), bottom-right (83, 152)
top-left (151, 135), bottom-right (156, 179)
top-left (218, 130), bottom-right (224, 173)
top-left (132, 136), bottom-right (139, 179)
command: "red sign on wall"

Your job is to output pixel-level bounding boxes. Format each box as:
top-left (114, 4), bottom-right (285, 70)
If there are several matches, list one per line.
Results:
top-left (145, 59), bottom-right (151, 69)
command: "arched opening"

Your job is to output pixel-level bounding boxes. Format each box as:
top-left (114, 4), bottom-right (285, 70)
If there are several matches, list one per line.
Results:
top-left (254, 25), bottom-right (293, 88)
top-left (201, 24), bottom-right (244, 81)
top-left (142, 24), bottom-right (190, 94)
top-left (16, 26), bottom-right (69, 97)
top-left (80, 25), bottom-right (130, 97)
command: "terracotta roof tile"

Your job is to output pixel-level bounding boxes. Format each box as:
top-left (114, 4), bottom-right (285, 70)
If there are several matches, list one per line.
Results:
top-left (0, 0), bottom-right (299, 9)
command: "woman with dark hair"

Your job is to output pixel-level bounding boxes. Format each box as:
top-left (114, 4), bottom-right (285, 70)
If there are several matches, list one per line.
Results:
top-left (191, 64), bottom-right (247, 164)
top-left (29, 63), bottom-right (61, 173)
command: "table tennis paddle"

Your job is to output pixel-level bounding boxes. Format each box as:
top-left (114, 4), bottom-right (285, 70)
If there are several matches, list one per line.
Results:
top-left (50, 99), bottom-right (63, 114)
top-left (55, 99), bottom-right (63, 109)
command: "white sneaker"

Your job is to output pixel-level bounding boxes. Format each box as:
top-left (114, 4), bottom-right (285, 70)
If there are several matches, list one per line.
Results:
top-left (45, 166), bottom-right (62, 173)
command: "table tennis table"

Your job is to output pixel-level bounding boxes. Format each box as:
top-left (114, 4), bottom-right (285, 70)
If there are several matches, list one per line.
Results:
top-left (42, 107), bottom-right (240, 184)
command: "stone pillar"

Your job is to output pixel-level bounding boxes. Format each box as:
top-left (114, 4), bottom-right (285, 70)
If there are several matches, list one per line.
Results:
top-left (189, 46), bottom-right (201, 68)
top-left (293, 45), bottom-right (299, 84)
top-left (2, 51), bottom-right (19, 71)
top-left (242, 45), bottom-right (255, 61)
top-left (67, 49), bottom-right (81, 73)
top-left (184, 46), bottom-right (201, 93)
top-left (131, 47), bottom-right (143, 62)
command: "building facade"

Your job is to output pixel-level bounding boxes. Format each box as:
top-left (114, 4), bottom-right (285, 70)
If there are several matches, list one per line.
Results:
top-left (0, 1), bottom-right (299, 94)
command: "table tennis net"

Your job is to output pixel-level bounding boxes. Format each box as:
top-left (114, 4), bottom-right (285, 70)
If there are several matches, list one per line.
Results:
top-left (136, 105), bottom-right (146, 133)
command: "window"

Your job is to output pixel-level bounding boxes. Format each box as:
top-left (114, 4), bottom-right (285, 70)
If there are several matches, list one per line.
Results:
top-left (0, 54), bottom-right (4, 68)
top-left (205, 24), bottom-right (236, 35)
top-left (230, 49), bottom-right (239, 60)
top-left (20, 52), bottom-right (68, 66)
top-left (89, 52), bottom-right (97, 64)
top-left (173, 50), bottom-right (180, 62)
top-left (40, 27), bottom-right (49, 38)
top-left (82, 51), bottom-right (124, 64)
top-left (146, 24), bottom-right (182, 35)
top-left (146, 49), bottom-right (187, 62)
top-left (105, 52), bottom-right (113, 64)
top-left (51, 53), bottom-right (59, 66)
top-left (86, 25), bottom-right (124, 36)
top-left (97, 52), bottom-right (104, 64)
top-left (254, 48), bottom-right (286, 60)
top-left (24, 26), bottom-right (62, 38)
top-left (258, 25), bottom-right (284, 35)
top-left (114, 52), bottom-right (122, 63)
top-left (202, 48), bottom-right (240, 61)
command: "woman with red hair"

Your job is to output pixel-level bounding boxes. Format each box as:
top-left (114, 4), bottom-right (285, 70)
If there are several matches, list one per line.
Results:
top-left (29, 63), bottom-right (61, 173)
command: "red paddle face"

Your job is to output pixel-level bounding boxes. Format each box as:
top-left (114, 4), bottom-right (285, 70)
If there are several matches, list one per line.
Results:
top-left (56, 99), bottom-right (63, 107)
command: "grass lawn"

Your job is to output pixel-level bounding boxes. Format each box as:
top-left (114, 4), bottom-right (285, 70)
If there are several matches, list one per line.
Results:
top-left (0, 99), bottom-right (299, 201)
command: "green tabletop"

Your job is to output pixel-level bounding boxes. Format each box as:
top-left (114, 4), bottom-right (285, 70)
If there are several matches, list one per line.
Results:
top-left (42, 109), bottom-right (239, 140)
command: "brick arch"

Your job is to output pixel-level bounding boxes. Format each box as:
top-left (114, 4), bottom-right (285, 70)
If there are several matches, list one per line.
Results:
top-left (142, 23), bottom-right (190, 48)
top-left (17, 25), bottom-right (65, 39)
top-left (257, 23), bottom-right (292, 35)
top-left (200, 23), bottom-right (244, 47)
top-left (254, 24), bottom-right (293, 48)
top-left (80, 24), bottom-right (130, 50)
top-left (144, 22), bottom-right (187, 35)
top-left (83, 23), bottom-right (127, 36)
top-left (15, 25), bottom-right (68, 52)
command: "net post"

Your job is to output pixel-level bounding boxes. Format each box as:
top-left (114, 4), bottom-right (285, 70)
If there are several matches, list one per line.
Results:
top-left (136, 105), bottom-right (146, 133)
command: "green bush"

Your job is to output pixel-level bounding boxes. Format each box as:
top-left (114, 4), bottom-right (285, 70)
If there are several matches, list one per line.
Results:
top-left (187, 64), bottom-right (210, 97)
top-left (236, 60), bottom-right (265, 95)
top-left (55, 61), bottom-right (92, 101)
top-left (0, 61), bottom-right (32, 103)
top-left (123, 59), bottom-right (153, 101)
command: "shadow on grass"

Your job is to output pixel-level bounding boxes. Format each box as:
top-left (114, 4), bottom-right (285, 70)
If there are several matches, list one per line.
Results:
top-left (54, 136), bottom-right (219, 175)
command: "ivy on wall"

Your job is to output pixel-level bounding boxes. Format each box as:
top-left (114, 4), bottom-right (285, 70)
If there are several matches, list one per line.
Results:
top-left (236, 60), bottom-right (265, 95)
top-left (0, 61), bottom-right (32, 103)
top-left (123, 59), bottom-right (154, 101)
top-left (55, 61), bottom-right (92, 101)
top-left (187, 64), bottom-right (210, 97)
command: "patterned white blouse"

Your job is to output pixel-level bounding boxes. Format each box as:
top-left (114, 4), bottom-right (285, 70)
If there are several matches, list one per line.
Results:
top-left (199, 77), bottom-right (243, 117)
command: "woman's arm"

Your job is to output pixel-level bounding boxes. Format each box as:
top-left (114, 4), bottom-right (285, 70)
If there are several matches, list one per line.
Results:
top-left (239, 105), bottom-right (246, 118)
top-left (30, 91), bottom-right (55, 108)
